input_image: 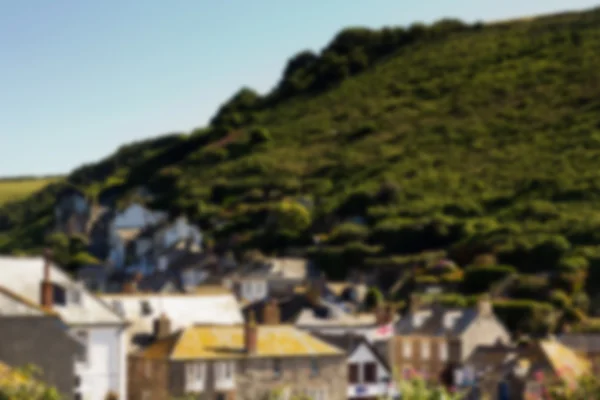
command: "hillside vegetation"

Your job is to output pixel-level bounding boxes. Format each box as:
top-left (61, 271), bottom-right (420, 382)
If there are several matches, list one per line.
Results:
top-left (2, 7), bottom-right (600, 331)
top-left (0, 177), bottom-right (60, 207)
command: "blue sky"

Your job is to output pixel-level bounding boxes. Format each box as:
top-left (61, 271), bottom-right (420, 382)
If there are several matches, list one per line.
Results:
top-left (0, 0), bottom-right (597, 177)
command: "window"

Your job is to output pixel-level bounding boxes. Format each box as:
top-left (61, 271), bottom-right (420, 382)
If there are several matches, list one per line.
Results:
top-left (223, 361), bottom-right (232, 378)
top-left (310, 359), bottom-right (319, 377)
top-left (439, 341), bottom-right (448, 361)
top-left (144, 360), bottom-right (152, 378)
top-left (421, 340), bottom-right (430, 360)
top-left (185, 362), bottom-right (205, 392)
top-left (403, 340), bottom-right (412, 358)
top-left (140, 300), bottom-right (153, 316)
top-left (304, 388), bottom-right (326, 400)
top-left (74, 376), bottom-right (80, 388)
top-left (364, 362), bottom-right (377, 383)
top-left (273, 359), bottom-right (282, 378)
top-left (75, 331), bottom-right (88, 363)
top-left (348, 363), bottom-right (359, 384)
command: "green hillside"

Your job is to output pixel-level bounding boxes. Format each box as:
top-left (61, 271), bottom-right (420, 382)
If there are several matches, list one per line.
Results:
top-left (3, 7), bottom-right (600, 331)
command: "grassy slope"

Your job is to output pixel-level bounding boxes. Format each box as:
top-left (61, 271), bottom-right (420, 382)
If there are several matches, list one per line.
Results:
top-left (0, 177), bottom-right (60, 206)
top-left (2, 9), bottom-right (600, 318)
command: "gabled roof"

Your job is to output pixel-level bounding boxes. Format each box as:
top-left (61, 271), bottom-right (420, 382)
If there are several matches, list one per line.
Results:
top-left (138, 324), bottom-right (344, 360)
top-left (395, 304), bottom-right (479, 336)
top-left (0, 256), bottom-right (125, 326)
top-left (348, 337), bottom-right (392, 372)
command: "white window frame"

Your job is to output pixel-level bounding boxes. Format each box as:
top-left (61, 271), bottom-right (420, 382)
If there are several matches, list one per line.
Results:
top-left (403, 340), bottom-right (412, 358)
top-left (439, 341), bottom-right (448, 361)
top-left (184, 362), bottom-right (205, 392)
top-left (421, 340), bottom-right (430, 360)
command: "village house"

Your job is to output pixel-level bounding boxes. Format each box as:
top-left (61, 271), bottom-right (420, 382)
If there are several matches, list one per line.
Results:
top-left (127, 314), bottom-right (347, 400)
top-left (0, 285), bottom-right (83, 399)
top-left (54, 187), bottom-right (91, 236)
top-left (464, 338), bottom-right (591, 400)
top-left (0, 253), bottom-right (128, 400)
top-left (314, 333), bottom-right (398, 400)
top-left (98, 287), bottom-right (243, 352)
top-left (243, 288), bottom-right (397, 338)
top-left (392, 295), bottom-right (510, 386)
top-left (222, 257), bottom-right (309, 303)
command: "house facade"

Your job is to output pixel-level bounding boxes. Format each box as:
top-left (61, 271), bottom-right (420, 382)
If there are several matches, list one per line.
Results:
top-left (392, 296), bottom-right (511, 385)
top-left (0, 286), bottom-right (83, 399)
top-left (128, 320), bottom-right (347, 400)
top-left (0, 255), bottom-right (128, 400)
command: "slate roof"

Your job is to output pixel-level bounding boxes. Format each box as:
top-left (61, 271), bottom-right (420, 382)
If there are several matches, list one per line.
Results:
top-left (138, 325), bottom-right (343, 360)
top-left (394, 304), bottom-right (479, 336)
top-left (0, 256), bottom-right (126, 326)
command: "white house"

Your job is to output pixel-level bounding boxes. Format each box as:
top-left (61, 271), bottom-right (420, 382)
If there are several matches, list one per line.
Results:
top-left (112, 203), bottom-right (167, 230)
top-left (347, 338), bottom-right (398, 399)
top-left (0, 255), bottom-right (128, 400)
top-left (98, 287), bottom-right (243, 352)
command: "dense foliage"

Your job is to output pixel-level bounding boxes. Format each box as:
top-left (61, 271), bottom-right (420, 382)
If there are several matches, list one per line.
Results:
top-left (2, 8), bottom-right (600, 329)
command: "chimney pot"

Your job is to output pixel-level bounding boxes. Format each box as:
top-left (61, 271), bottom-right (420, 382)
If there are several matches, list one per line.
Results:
top-left (245, 311), bottom-right (258, 354)
top-left (153, 313), bottom-right (171, 340)
top-left (263, 299), bottom-right (280, 325)
top-left (40, 249), bottom-right (54, 308)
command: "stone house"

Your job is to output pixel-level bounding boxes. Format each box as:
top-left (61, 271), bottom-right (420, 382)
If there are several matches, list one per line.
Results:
top-left (392, 296), bottom-right (511, 385)
top-left (128, 315), bottom-right (347, 400)
top-left (463, 338), bottom-right (591, 400)
top-left (0, 285), bottom-right (83, 399)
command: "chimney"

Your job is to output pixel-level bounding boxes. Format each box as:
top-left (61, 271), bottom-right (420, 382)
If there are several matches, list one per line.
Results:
top-left (477, 295), bottom-right (493, 317)
top-left (153, 313), bottom-right (171, 340)
top-left (245, 311), bottom-right (258, 354)
top-left (263, 299), bottom-right (281, 325)
top-left (40, 248), bottom-right (54, 308)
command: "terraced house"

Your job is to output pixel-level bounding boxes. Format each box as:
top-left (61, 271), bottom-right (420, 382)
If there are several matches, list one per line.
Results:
top-left (128, 315), bottom-right (347, 400)
top-left (392, 296), bottom-right (510, 386)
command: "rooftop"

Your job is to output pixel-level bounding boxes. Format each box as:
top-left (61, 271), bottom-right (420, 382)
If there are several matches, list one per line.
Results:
top-left (0, 256), bottom-right (125, 325)
top-left (0, 285), bottom-right (57, 317)
top-left (139, 324), bottom-right (343, 360)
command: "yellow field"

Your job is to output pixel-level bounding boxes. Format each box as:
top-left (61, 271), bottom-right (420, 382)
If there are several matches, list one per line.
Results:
top-left (0, 178), bottom-right (59, 206)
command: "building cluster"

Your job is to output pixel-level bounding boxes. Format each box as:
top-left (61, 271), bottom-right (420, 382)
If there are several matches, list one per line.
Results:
top-left (0, 191), bottom-right (597, 400)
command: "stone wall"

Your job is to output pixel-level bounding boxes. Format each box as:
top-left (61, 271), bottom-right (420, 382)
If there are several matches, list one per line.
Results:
top-left (237, 356), bottom-right (347, 400)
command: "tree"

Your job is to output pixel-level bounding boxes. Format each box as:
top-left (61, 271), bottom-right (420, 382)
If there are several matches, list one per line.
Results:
top-left (270, 200), bottom-right (311, 235)
top-left (0, 364), bottom-right (61, 400)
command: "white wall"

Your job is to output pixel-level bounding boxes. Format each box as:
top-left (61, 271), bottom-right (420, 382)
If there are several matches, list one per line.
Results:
top-left (73, 326), bottom-right (126, 400)
top-left (347, 342), bottom-right (396, 399)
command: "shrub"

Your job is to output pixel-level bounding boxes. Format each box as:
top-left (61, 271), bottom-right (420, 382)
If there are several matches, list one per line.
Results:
top-left (249, 127), bottom-right (272, 145)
